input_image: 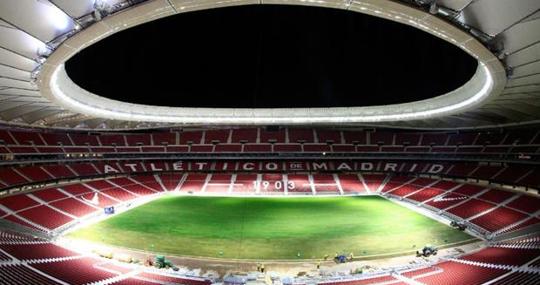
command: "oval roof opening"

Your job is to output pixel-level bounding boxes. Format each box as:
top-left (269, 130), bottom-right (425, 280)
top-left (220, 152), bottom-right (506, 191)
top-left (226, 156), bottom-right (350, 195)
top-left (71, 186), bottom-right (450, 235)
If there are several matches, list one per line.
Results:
top-left (66, 4), bottom-right (478, 109)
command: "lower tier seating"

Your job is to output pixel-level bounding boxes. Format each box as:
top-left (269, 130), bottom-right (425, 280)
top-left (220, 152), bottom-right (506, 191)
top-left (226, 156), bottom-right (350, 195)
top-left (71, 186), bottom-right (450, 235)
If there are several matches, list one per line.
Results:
top-left (460, 247), bottom-right (540, 266)
top-left (318, 274), bottom-right (398, 285)
top-left (0, 223), bottom-right (538, 285)
top-left (470, 207), bottom-right (528, 232)
top-left (0, 173), bottom-right (538, 236)
top-left (31, 257), bottom-right (118, 285)
top-left (0, 264), bottom-right (61, 285)
top-left (414, 261), bottom-right (508, 285)
top-left (0, 243), bottom-right (78, 260)
top-left (491, 272), bottom-right (540, 285)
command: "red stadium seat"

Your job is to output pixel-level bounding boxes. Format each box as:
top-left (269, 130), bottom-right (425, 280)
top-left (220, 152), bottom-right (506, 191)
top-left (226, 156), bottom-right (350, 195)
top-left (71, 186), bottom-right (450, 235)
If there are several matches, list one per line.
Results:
top-left (288, 128), bottom-right (315, 143)
top-left (31, 257), bottom-right (117, 285)
top-left (447, 199), bottom-right (496, 219)
top-left (179, 131), bottom-right (203, 144)
top-left (415, 261), bottom-right (507, 285)
top-left (231, 128), bottom-right (258, 143)
top-left (17, 205), bottom-right (73, 230)
top-left (260, 128), bottom-right (286, 143)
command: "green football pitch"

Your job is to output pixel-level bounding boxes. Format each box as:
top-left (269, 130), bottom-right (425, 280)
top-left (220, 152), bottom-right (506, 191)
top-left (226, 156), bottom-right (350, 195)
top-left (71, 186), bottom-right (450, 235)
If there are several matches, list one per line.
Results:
top-left (68, 195), bottom-right (474, 260)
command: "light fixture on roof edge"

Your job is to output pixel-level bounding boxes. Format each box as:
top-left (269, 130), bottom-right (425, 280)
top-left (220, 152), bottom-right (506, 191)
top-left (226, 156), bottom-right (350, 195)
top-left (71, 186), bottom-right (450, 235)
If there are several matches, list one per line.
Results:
top-left (93, 0), bottom-right (113, 21)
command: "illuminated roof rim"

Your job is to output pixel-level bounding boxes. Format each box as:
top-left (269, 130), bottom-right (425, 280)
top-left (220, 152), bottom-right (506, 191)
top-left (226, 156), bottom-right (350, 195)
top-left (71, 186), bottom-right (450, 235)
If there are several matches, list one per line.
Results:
top-left (37, 0), bottom-right (507, 125)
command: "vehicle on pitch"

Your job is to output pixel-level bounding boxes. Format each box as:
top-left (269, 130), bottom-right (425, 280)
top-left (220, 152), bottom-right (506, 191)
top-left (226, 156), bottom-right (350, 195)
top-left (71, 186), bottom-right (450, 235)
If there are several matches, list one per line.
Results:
top-left (416, 245), bottom-right (438, 257)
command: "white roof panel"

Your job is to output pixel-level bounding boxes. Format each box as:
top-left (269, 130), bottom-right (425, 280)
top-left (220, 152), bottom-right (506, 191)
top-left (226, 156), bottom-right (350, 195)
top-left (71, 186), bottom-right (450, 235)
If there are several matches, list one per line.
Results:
top-left (0, 77), bottom-right (36, 90)
top-left (0, 48), bottom-right (38, 72)
top-left (50, 0), bottom-right (95, 19)
top-left (0, 88), bottom-right (40, 97)
top-left (0, 64), bottom-right (31, 81)
top-left (0, 0), bottom-right (76, 42)
top-left (496, 18), bottom-right (540, 54)
top-left (0, 0), bottom-right (537, 129)
top-left (0, 25), bottom-right (50, 60)
top-left (461, 0), bottom-right (540, 36)
top-left (511, 60), bottom-right (540, 78)
top-left (505, 43), bottom-right (540, 67)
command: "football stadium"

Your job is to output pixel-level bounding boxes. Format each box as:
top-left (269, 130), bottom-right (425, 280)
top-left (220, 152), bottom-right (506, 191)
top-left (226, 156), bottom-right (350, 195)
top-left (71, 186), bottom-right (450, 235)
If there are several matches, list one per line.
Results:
top-left (0, 1), bottom-right (539, 285)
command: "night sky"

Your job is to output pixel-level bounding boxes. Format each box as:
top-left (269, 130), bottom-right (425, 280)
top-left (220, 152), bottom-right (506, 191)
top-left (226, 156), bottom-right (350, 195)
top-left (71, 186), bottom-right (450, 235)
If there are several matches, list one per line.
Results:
top-left (66, 4), bottom-right (477, 108)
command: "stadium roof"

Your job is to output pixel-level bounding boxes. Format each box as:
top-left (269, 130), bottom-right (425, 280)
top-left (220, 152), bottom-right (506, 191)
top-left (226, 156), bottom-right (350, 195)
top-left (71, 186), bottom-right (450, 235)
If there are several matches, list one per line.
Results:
top-left (0, 0), bottom-right (539, 130)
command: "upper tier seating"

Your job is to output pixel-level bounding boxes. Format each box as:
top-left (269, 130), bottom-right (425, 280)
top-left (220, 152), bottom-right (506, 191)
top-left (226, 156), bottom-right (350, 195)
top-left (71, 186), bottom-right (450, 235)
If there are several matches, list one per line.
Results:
top-left (1, 126), bottom-right (539, 189)
top-left (0, 128), bottom-right (536, 149)
top-left (231, 128), bottom-right (258, 143)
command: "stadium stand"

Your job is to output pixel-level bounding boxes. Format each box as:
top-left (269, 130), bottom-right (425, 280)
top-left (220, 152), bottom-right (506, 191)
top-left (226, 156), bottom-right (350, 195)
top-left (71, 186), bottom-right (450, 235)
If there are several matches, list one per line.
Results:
top-left (0, 228), bottom-right (215, 284)
top-left (0, 126), bottom-right (539, 284)
top-left (0, 264), bottom-right (62, 285)
top-left (413, 261), bottom-right (508, 285)
top-left (1, 169), bottom-right (538, 236)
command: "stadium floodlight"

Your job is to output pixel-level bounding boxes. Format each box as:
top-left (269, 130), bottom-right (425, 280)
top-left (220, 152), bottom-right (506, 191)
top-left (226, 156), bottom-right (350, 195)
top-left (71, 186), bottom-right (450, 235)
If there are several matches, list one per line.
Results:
top-left (30, 67), bottom-right (41, 81)
top-left (35, 56), bottom-right (47, 64)
top-left (436, 6), bottom-right (459, 19)
top-left (429, 2), bottom-right (437, 14)
top-left (37, 45), bottom-right (52, 57)
top-left (49, 63), bottom-right (496, 124)
top-left (93, 0), bottom-right (112, 21)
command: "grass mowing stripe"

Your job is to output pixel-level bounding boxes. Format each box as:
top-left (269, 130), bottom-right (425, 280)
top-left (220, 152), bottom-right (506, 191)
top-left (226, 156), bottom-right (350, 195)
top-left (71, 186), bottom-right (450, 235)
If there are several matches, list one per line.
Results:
top-left (68, 195), bottom-right (473, 260)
